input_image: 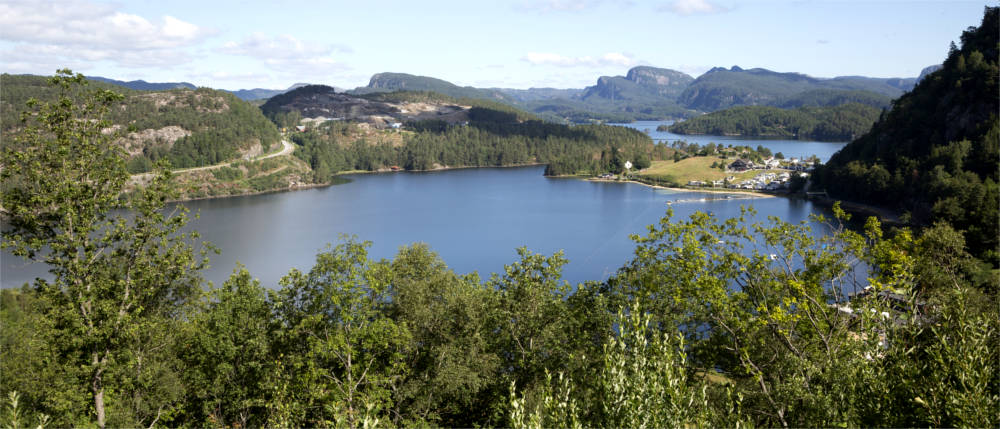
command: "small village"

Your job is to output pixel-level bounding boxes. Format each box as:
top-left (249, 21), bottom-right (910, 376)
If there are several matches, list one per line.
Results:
top-left (686, 156), bottom-right (816, 191)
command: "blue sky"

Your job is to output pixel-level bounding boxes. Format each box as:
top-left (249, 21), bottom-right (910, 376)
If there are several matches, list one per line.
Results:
top-left (0, 0), bottom-right (993, 90)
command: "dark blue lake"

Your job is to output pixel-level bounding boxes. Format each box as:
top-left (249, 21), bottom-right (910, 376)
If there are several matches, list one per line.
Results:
top-left (2, 166), bottom-right (834, 288)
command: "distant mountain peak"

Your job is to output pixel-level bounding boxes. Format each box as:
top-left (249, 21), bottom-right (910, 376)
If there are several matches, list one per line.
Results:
top-left (226, 83), bottom-right (318, 101)
top-left (581, 66), bottom-right (693, 102)
top-left (367, 72), bottom-right (456, 91)
top-left (624, 66), bottom-right (694, 89)
top-left (679, 66), bottom-right (916, 111)
top-left (353, 72), bottom-right (505, 101)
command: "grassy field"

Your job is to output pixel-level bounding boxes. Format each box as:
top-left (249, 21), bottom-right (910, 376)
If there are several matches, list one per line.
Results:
top-left (636, 157), bottom-right (727, 185)
top-left (636, 157), bottom-right (785, 186)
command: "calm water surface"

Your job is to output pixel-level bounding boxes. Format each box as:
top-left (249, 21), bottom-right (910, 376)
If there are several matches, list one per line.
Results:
top-left (614, 120), bottom-right (848, 162)
top-left (2, 166), bottom-right (834, 288)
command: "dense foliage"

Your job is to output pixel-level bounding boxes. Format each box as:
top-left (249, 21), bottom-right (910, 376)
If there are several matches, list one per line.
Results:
top-left (0, 72), bottom-right (208, 429)
top-left (526, 98), bottom-right (694, 123)
top-left (289, 107), bottom-right (654, 180)
top-left (668, 103), bottom-right (881, 141)
top-left (512, 208), bottom-right (997, 428)
top-left (775, 89), bottom-right (893, 109)
top-left (86, 76), bottom-right (196, 91)
top-left (1, 68), bottom-right (997, 429)
top-left (1, 74), bottom-right (281, 173)
top-left (815, 6), bottom-right (999, 263)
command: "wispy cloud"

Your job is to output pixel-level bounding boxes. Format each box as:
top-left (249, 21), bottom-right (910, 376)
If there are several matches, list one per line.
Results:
top-left (522, 52), bottom-right (639, 68)
top-left (661, 0), bottom-right (728, 15)
top-left (218, 33), bottom-right (352, 79)
top-left (0, 0), bottom-right (214, 72)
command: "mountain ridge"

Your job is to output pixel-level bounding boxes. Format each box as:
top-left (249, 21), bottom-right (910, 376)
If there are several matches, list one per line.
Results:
top-left (86, 76), bottom-right (196, 91)
top-left (228, 83), bottom-right (315, 101)
top-left (346, 65), bottom-right (924, 122)
top-left (677, 66), bottom-right (916, 111)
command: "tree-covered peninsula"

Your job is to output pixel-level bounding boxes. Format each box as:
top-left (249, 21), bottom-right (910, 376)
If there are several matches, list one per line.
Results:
top-left (262, 87), bottom-right (658, 178)
top-left (666, 103), bottom-right (881, 141)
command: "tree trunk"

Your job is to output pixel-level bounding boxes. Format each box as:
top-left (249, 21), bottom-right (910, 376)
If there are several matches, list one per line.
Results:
top-left (93, 354), bottom-right (106, 429)
top-left (95, 387), bottom-right (106, 429)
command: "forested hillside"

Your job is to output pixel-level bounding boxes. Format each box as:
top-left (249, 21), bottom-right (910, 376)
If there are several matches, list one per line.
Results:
top-left (669, 103), bottom-right (881, 141)
top-left (291, 105), bottom-right (654, 180)
top-left (86, 76), bottom-right (196, 91)
top-left (774, 89), bottom-right (892, 109)
top-left (815, 6), bottom-right (999, 262)
top-left (1, 74), bottom-right (281, 172)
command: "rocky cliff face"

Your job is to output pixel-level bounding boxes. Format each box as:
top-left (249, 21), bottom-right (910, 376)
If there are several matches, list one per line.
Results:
top-left (624, 66), bottom-right (694, 96)
top-left (367, 73), bottom-right (418, 90)
top-left (916, 64), bottom-right (943, 83)
top-left (581, 66), bottom-right (694, 102)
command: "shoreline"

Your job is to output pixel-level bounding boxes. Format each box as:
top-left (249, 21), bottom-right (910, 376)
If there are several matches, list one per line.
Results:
top-left (347, 162), bottom-right (547, 175)
top-left (167, 163), bottom-right (547, 203)
top-left (806, 196), bottom-right (902, 224)
top-left (168, 182), bottom-right (335, 204)
top-left (585, 177), bottom-right (777, 198)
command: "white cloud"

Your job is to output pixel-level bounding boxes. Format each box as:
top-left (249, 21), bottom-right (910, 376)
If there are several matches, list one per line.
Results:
top-left (162, 16), bottom-right (201, 40)
top-left (218, 33), bottom-right (352, 78)
top-left (522, 52), bottom-right (639, 68)
top-left (1, 45), bottom-right (89, 74)
top-left (0, 0), bottom-right (213, 71)
top-left (663, 0), bottom-right (727, 15)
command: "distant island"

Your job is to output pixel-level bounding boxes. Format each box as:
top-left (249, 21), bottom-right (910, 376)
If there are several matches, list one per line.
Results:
top-left (662, 103), bottom-right (881, 141)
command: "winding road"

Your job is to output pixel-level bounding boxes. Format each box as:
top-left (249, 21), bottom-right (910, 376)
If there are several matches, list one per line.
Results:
top-left (130, 139), bottom-right (294, 182)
